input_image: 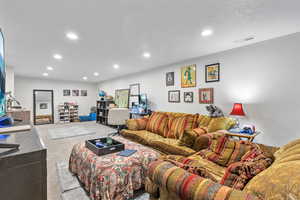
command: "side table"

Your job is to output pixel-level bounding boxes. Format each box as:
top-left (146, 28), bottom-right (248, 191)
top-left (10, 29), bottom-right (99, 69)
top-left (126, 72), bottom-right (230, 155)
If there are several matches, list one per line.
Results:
top-left (224, 131), bottom-right (260, 142)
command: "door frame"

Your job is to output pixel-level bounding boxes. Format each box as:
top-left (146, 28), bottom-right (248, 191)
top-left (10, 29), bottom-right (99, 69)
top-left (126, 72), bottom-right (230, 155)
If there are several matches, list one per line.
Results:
top-left (33, 89), bottom-right (54, 125)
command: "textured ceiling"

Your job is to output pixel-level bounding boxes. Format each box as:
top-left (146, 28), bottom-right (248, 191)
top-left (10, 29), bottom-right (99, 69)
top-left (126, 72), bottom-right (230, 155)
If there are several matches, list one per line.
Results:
top-left (1, 0), bottom-right (300, 82)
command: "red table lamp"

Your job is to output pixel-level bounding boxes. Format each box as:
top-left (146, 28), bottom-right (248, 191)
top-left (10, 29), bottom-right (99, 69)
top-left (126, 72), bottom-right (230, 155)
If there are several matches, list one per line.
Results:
top-left (229, 103), bottom-right (246, 128)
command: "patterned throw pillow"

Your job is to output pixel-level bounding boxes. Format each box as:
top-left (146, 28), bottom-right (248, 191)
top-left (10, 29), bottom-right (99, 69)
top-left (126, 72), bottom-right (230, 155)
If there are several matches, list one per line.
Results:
top-left (193, 127), bottom-right (208, 135)
top-left (126, 117), bottom-right (148, 130)
top-left (146, 112), bottom-right (169, 136)
top-left (198, 135), bottom-right (253, 167)
top-left (220, 146), bottom-right (274, 190)
top-left (177, 127), bottom-right (208, 148)
top-left (166, 116), bottom-right (187, 139)
top-left (184, 114), bottom-right (199, 131)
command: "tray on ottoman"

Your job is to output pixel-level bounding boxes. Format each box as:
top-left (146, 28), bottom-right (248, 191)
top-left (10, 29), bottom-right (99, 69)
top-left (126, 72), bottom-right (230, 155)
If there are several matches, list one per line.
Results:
top-left (85, 137), bottom-right (124, 156)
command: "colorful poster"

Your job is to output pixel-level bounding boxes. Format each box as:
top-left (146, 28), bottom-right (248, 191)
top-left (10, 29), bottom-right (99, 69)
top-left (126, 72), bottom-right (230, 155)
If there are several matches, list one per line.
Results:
top-left (181, 64), bottom-right (196, 88)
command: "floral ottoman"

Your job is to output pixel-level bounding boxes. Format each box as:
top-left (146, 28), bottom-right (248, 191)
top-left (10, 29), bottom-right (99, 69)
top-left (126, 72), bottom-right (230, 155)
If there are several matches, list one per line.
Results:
top-left (69, 136), bottom-right (160, 200)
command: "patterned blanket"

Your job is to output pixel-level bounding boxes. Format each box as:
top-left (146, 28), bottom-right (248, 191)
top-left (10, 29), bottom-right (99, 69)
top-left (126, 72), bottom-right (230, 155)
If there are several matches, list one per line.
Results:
top-left (69, 136), bottom-right (160, 200)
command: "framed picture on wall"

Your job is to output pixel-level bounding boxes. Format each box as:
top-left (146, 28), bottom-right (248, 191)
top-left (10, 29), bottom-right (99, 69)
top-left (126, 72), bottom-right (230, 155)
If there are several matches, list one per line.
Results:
top-left (81, 90), bottom-right (88, 96)
top-left (199, 88), bottom-right (214, 104)
top-left (168, 90), bottom-right (180, 103)
top-left (72, 89), bottom-right (79, 96)
top-left (40, 103), bottom-right (48, 109)
top-left (129, 83), bottom-right (140, 96)
top-left (184, 92), bottom-right (193, 103)
top-left (205, 63), bottom-right (220, 82)
top-left (129, 96), bottom-right (139, 108)
top-left (63, 89), bottom-right (70, 96)
top-left (115, 89), bottom-right (130, 108)
top-left (181, 64), bottom-right (196, 88)
top-left (166, 72), bottom-right (174, 86)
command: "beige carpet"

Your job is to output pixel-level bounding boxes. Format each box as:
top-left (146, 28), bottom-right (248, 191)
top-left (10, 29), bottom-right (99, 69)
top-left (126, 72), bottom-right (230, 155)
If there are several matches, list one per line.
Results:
top-left (35, 122), bottom-right (116, 200)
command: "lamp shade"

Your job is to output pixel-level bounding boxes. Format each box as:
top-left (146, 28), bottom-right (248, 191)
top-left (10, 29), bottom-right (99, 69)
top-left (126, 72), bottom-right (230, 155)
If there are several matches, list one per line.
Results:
top-left (230, 103), bottom-right (246, 116)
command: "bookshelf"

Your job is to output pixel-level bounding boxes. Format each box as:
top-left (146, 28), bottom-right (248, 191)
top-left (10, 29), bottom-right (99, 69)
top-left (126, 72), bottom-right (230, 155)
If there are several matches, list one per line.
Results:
top-left (96, 100), bottom-right (114, 125)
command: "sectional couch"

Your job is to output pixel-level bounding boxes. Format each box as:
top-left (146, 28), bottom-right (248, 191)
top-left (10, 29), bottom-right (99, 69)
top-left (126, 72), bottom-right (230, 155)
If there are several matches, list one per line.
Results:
top-left (146, 136), bottom-right (300, 200)
top-left (121, 111), bottom-right (236, 156)
top-left (121, 111), bottom-right (300, 200)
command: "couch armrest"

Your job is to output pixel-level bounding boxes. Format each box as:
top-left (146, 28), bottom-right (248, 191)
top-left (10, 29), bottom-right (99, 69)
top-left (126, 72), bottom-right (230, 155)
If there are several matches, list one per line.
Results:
top-left (125, 118), bottom-right (148, 130)
top-left (148, 160), bottom-right (260, 200)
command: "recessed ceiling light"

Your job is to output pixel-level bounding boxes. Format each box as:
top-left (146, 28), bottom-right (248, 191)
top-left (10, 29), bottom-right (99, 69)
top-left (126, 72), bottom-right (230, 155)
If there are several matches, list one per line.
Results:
top-left (66, 32), bottom-right (79, 41)
top-left (143, 52), bottom-right (151, 58)
top-left (113, 64), bottom-right (119, 69)
top-left (201, 29), bottom-right (213, 37)
top-left (53, 54), bottom-right (63, 60)
top-left (42, 72), bottom-right (49, 77)
top-left (93, 72), bottom-right (99, 76)
top-left (46, 66), bottom-right (53, 71)
top-left (82, 76), bottom-right (88, 80)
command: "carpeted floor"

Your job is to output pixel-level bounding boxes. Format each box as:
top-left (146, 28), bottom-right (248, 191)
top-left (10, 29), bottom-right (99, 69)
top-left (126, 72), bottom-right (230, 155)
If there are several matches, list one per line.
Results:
top-left (35, 122), bottom-right (119, 200)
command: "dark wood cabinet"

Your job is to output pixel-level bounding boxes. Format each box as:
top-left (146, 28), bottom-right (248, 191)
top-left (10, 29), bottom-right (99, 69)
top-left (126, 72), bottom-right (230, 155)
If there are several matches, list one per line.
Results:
top-left (0, 127), bottom-right (47, 200)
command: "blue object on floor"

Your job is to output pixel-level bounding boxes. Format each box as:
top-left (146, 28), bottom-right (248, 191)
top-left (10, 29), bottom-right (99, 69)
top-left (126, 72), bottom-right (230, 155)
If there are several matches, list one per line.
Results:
top-left (0, 134), bottom-right (9, 140)
top-left (0, 116), bottom-right (13, 128)
top-left (79, 112), bottom-right (96, 122)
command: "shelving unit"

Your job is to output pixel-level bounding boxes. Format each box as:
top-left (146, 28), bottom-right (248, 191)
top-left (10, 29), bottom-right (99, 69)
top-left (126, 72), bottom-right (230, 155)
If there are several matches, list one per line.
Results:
top-left (69, 104), bottom-right (79, 122)
top-left (58, 103), bottom-right (79, 123)
top-left (96, 100), bottom-right (114, 125)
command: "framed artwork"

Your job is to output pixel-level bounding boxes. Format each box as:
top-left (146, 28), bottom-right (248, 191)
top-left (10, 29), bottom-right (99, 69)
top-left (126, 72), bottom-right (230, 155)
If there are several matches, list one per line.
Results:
top-left (72, 89), bottom-right (79, 96)
top-left (40, 103), bottom-right (48, 109)
top-left (166, 72), bottom-right (174, 86)
top-left (129, 96), bottom-right (139, 108)
top-left (115, 89), bottom-right (130, 108)
top-left (181, 64), bottom-right (196, 88)
top-left (199, 88), bottom-right (214, 104)
top-left (168, 90), bottom-right (180, 103)
top-left (63, 89), bottom-right (70, 96)
top-left (184, 92), bottom-right (193, 103)
top-left (129, 83), bottom-right (140, 96)
top-left (81, 90), bottom-right (87, 96)
top-left (205, 63), bottom-right (220, 82)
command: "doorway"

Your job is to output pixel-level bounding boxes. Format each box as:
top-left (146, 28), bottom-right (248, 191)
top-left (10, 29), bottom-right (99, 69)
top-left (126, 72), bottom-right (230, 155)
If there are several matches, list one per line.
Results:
top-left (33, 90), bottom-right (54, 125)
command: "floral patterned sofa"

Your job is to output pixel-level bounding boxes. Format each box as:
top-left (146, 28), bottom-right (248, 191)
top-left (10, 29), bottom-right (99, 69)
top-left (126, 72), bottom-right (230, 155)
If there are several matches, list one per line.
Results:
top-left (145, 133), bottom-right (300, 200)
top-left (121, 111), bottom-right (236, 156)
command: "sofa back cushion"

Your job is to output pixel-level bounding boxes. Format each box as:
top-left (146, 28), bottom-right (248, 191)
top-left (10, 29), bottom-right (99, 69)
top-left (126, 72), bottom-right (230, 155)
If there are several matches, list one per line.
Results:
top-left (166, 116), bottom-right (187, 139)
top-left (197, 115), bottom-right (212, 127)
top-left (198, 135), bottom-right (252, 167)
top-left (156, 111), bottom-right (198, 130)
top-left (244, 139), bottom-right (300, 199)
top-left (146, 112), bottom-right (169, 136)
top-left (207, 117), bottom-right (236, 132)
top-left (183, 114), bottom-right (199, 131)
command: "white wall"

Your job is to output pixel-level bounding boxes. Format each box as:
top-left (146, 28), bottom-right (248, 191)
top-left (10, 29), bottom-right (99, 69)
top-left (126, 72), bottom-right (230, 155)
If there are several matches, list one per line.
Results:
top-left (6, 66), bottom-right (14, 95)
top-left (15, 77), bottom-right (98, 123)
top-left (98, 32), bottom-right (300, 147)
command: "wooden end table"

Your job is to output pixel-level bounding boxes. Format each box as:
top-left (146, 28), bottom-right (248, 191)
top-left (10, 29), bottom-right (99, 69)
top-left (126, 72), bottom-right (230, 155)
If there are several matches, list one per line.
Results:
top-left (224, 131), bottom-right (260, 142)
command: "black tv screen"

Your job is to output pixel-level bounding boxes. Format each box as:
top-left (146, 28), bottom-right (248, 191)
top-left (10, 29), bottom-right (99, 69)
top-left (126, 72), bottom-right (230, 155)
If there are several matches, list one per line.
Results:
top-left (0, 29), bottom-right (6, 117)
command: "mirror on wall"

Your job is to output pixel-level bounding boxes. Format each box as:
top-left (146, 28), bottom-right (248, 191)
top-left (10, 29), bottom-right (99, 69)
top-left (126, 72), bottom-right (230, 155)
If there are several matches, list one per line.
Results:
top-left (33, 90), bottom-right (54, 125)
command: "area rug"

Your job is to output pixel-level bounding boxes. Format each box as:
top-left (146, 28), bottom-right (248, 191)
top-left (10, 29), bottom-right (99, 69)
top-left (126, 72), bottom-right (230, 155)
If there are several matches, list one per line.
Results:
top-left (49, 126), bottom-right (96, 139)
top-left (56, 161), bottom-right (150, 200)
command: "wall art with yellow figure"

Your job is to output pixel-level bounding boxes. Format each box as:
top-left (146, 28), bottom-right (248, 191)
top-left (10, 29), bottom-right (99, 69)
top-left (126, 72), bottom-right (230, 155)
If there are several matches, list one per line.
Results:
top-left (181, 64), bottom-right (196, 88)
